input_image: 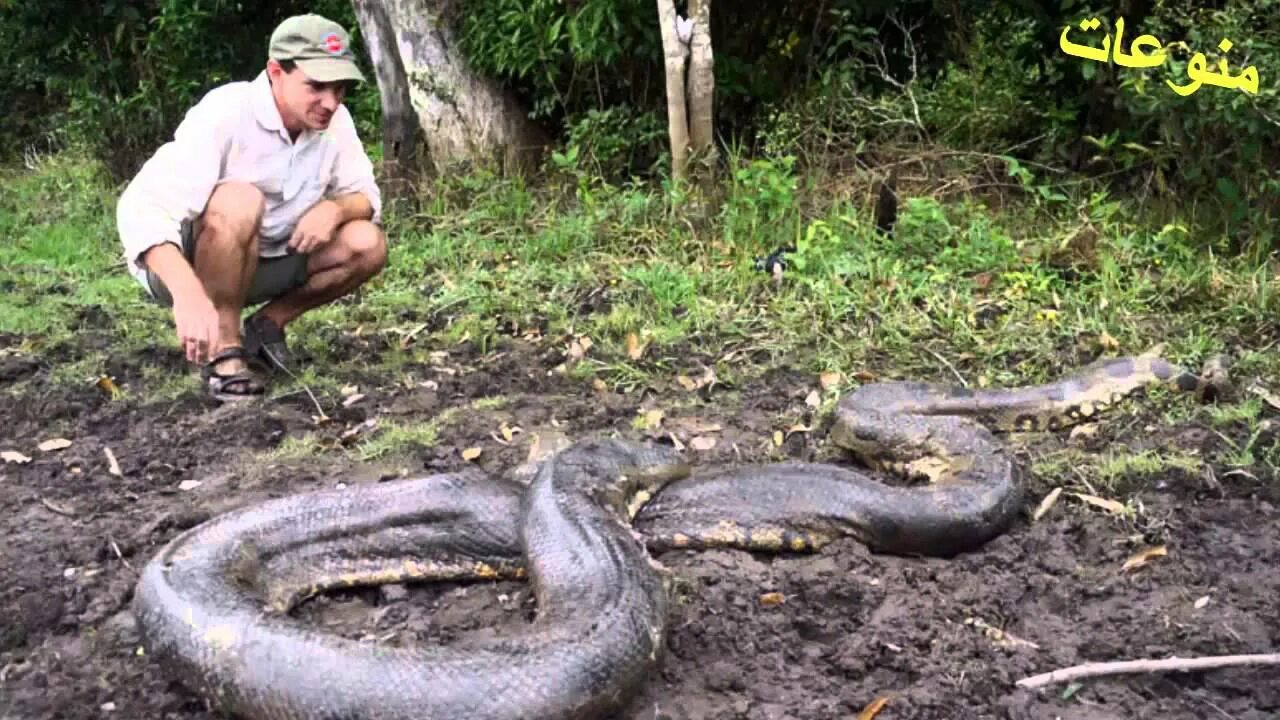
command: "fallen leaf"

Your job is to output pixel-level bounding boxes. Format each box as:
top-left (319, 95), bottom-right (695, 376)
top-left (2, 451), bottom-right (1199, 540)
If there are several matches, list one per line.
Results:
top-left (805, 390), bottom-right (821, 408)
top-left (1194, 595), bottom-right (1211, 609)
top-left (1032, 487), bottom-right (1062, 521)
top-left (690, 436), bottom-right (717, 451)
top-left (772, 430), bottom-right (784, 447)
top-left (340, 384), bottom-right (359, 397)
top-left (578, 335), bottom-right (594, 352)
top-left (342, 393), bottom-right (366, 407)
top-left (178, 480), bottom-right (202, 491)
top-left (2, 451), bottom-right (32, 464)
top-left (1247, 382), bottom-right (1280, 411)
top-left (1073, 493), bottom-right (1126, 515)
top-left (1098, 331), bottom-right (1120, 351)
top-left (500, 423), bottom-right (515, 442)
top-left (592, 378), bottom-right (608, 392)
top-left (759, 592), bottom-right (785, 606)
top-left (103, 447), bottom-right (122, 477)
top-left (38, 438), bottom-right (73, 452)
top-left (787, 423), bottom-right (811, 437)
top-left (625, 332), bottom-right (646, 360)
top-left (819, 372), bottom-right (843, 391)
top-left (1121, 545), bottom-right (1167, 572)
top-left (1068, 423), bottom-right (1099, 441)
top-left (636, 409), bottom-right (664, 431)
top-left (95, 375), bottom-right (122, 399)
top-left (462, 447), bottom-right (483, 461)
top-left (856, 695), bottom-right (892, 720)
top-left (41, 497), bottom-right (76, 516)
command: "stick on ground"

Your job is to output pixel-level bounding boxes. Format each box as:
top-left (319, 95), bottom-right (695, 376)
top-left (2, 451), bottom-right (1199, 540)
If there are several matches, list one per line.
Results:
top-left (1017, 653), bottom-right (1280, 689)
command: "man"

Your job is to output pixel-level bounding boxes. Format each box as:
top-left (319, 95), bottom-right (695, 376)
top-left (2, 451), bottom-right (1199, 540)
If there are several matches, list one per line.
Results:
top-left (116, 13), bottom-right (387, 402)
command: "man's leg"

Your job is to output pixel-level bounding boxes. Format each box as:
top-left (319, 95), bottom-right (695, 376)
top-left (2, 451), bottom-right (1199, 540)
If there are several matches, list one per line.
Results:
top-left (251, 219), bottom-right (387, 334)
top-left (193, 182), bottom-right (266, 379)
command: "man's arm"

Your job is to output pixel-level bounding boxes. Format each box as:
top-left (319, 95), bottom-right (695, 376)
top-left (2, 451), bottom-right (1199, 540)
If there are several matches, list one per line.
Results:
top-left (117, 86), bottom-right (235, 291)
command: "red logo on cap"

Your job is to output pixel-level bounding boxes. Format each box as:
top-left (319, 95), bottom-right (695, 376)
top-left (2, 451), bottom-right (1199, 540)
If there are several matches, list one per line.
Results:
top-left (324, 32), bottom-right (343, 54)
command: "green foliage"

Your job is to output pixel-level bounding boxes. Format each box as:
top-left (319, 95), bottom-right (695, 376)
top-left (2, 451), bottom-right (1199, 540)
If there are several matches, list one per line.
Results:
top-left (0, 0), bottom-right (381, 181)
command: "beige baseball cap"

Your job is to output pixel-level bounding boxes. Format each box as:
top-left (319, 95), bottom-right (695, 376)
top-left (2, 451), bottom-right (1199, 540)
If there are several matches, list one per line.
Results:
top-left (268, 14), bottom-right (366, 83)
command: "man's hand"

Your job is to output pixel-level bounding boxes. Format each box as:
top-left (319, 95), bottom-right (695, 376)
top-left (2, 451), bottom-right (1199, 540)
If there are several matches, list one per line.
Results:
top-left (172, 288), bottom-right (221, 364)
top-left (288, 200), bottom-right (342, 254)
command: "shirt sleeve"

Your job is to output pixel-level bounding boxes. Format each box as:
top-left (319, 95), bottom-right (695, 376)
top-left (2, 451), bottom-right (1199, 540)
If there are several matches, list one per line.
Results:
top-left (325, 108), bottom-right (383, 225)
top-left (116, 86), bottom-right (236, 274)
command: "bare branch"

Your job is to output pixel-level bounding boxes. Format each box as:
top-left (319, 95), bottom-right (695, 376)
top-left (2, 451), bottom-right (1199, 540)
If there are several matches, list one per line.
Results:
top-left (1017, 653), bottom-right (1280, 689)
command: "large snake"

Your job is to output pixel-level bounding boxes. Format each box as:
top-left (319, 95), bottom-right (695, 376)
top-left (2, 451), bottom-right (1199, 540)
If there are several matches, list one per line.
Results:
top-left (131, 350), bottom-right (1227, 719)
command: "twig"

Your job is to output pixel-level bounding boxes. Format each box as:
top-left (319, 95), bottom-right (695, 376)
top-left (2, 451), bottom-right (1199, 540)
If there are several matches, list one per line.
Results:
top-left (926, 348), bottom-right (967, 387)
top-left (1016, 653), bottom-right (1280, 689)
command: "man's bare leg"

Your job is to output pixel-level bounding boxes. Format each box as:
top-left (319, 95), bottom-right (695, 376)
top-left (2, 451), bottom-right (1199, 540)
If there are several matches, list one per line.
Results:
top-left (254, 219), bottom-right (387, 329)
top-left (192, 182), bottom-right (265, 378)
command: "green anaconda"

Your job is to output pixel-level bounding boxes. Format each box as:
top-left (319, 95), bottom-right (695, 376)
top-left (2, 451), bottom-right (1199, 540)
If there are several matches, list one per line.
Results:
top-left (132, 351), bottom-right (1227, 720)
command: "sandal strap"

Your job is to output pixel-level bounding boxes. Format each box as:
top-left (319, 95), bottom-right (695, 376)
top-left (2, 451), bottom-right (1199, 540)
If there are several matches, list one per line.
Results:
top-left (208, 346), bottom-right (251, 366)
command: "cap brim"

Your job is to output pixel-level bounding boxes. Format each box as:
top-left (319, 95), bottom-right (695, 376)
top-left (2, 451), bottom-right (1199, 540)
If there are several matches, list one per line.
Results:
top-left (296, 57), bottom-right (366, 84)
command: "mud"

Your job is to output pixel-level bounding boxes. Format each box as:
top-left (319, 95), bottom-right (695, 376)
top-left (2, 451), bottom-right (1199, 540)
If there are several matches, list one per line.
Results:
top-left (1, 330), bottom-right (1277, 720)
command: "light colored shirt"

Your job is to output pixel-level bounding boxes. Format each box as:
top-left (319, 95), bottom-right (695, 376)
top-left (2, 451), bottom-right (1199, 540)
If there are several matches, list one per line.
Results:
top-left (116, 70), bottom-right (382, 278)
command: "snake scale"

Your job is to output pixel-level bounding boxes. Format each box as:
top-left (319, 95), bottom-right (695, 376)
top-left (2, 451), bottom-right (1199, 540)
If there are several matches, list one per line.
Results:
top-left (132, 350), bottom-right (1227, 719)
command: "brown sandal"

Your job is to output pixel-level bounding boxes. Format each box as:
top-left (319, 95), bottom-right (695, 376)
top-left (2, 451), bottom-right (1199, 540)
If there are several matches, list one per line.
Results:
top-left (201, 347), bottom-right (265, 402)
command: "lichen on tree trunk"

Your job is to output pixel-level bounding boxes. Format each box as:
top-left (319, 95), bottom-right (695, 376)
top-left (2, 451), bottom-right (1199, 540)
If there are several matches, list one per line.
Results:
top-left (353, 0), bottom-right (548, 177)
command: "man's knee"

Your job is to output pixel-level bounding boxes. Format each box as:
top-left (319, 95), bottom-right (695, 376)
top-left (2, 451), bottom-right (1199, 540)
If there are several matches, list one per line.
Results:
top-left (202, 182), bottom-right (265, 247)
top-left (338, 220), bottom-right (388, 272)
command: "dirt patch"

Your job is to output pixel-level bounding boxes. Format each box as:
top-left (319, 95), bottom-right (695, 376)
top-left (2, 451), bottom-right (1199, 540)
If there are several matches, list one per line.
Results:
top-left (1, 337), bottom-right (1277, 720)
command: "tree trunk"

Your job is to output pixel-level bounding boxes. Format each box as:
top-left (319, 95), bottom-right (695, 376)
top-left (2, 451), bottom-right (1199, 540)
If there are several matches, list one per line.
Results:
top-left (351, 0), bottom-right (424, 194)
top-left (656, 0), bottom-right (690, 183)
top-left (353, 0), bottom-right (549, 176)
top-left (685, 0), bottom-right (715, 178)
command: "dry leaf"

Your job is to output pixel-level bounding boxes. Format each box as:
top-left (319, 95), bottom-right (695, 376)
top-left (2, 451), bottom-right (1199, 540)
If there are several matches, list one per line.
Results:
top-left (2, 451), bottom-right (32, 464)
top-left (462, 447), bottom-right (483, 461)
top-left (772, 430), bottom-right (784, 447)
top-left (592, 378), bottom-right (608, 392)
top-left (1033, 487), bottom-right (1062, 521)
top-left (340, 384), bottom-right (359, 397)
top-left (178, 480), bottom-right (202, 491)
top-left (759, 592), bottom-right (785, 606)
top-left (787, 423), bottom-right (811, 437)
top-left (805, 390), bottom-right (821, 408)
top-left (1194, 595), bottom-right (1211, 609)
top-left (1069, 423), bottom-right (1099, 441)
top-left (819, 372), bottom-right (843, 391)
top-left (500, 424), bottom-right (515, 442)
top-left (689, 436), bottom-right (717, 451)
top-left (578, 335), bottom-right (594, 352)
top-left (96, 375), bottom-right (122, 399)
top-left (41, 497), bottom-right (76, 516)
top-left (625, 332), bottom-right (645, 360)
top-left (342, 393), bottom-right (366, 407)
top-left (1099, 331), bottom-right (1120, 351)
top-left (1247, 382), bottom-right (1280, 411)
top-left (38, 438), bottom-right (73, 452)
top-left (1073, 493), bottom-right (1126, 514)
top-left (1121, 545), bottom-right (1167, 572)
top-left (856, 695), bottom-right (892, 720)
top-left (676, 375), bottom-right (698, 391)
top-left (103, 447), bottom-right (122, 477)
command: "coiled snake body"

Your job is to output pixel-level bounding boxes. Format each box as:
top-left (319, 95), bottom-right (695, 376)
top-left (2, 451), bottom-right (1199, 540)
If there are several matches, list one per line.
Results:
top-left (132, 351), bottom-right (1226, 719)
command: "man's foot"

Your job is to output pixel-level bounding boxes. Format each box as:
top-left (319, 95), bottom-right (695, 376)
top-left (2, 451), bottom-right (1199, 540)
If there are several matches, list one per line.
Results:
top-left (201, 347), bottom-right (265, 402)
top-left (244, 313), bottom-right (292, 373)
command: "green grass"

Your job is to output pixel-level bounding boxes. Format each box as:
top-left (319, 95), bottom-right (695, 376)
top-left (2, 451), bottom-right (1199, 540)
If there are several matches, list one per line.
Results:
top-left (2, 146), bottom-right (1277, 479)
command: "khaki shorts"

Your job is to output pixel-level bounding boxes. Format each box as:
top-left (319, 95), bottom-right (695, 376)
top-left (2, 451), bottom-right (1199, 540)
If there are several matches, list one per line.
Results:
top-left (142, 218), bottom-right (309, 307)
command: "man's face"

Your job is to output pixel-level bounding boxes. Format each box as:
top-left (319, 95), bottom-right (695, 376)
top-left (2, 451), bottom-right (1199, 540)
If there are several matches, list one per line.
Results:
top-left (268, 60), bottom-right (348, 132)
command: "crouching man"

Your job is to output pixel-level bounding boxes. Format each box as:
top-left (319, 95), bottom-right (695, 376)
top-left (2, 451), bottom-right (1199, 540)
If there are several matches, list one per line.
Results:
top-left (116, 13), bottom-right (387, 401)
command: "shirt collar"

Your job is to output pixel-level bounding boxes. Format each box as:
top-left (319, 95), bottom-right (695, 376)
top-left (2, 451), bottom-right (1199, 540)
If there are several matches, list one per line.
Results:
top-left (250, 70), bottom-right (321, 143)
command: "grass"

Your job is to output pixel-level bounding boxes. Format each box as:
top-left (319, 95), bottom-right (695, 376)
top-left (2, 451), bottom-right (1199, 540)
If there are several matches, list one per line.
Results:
top-left (2, 144), bottom-right (1278, 484)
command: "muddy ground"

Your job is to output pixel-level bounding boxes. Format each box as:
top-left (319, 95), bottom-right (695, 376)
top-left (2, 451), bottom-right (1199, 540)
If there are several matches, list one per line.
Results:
top-left (1, 325), bottom-right (1278, 720)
